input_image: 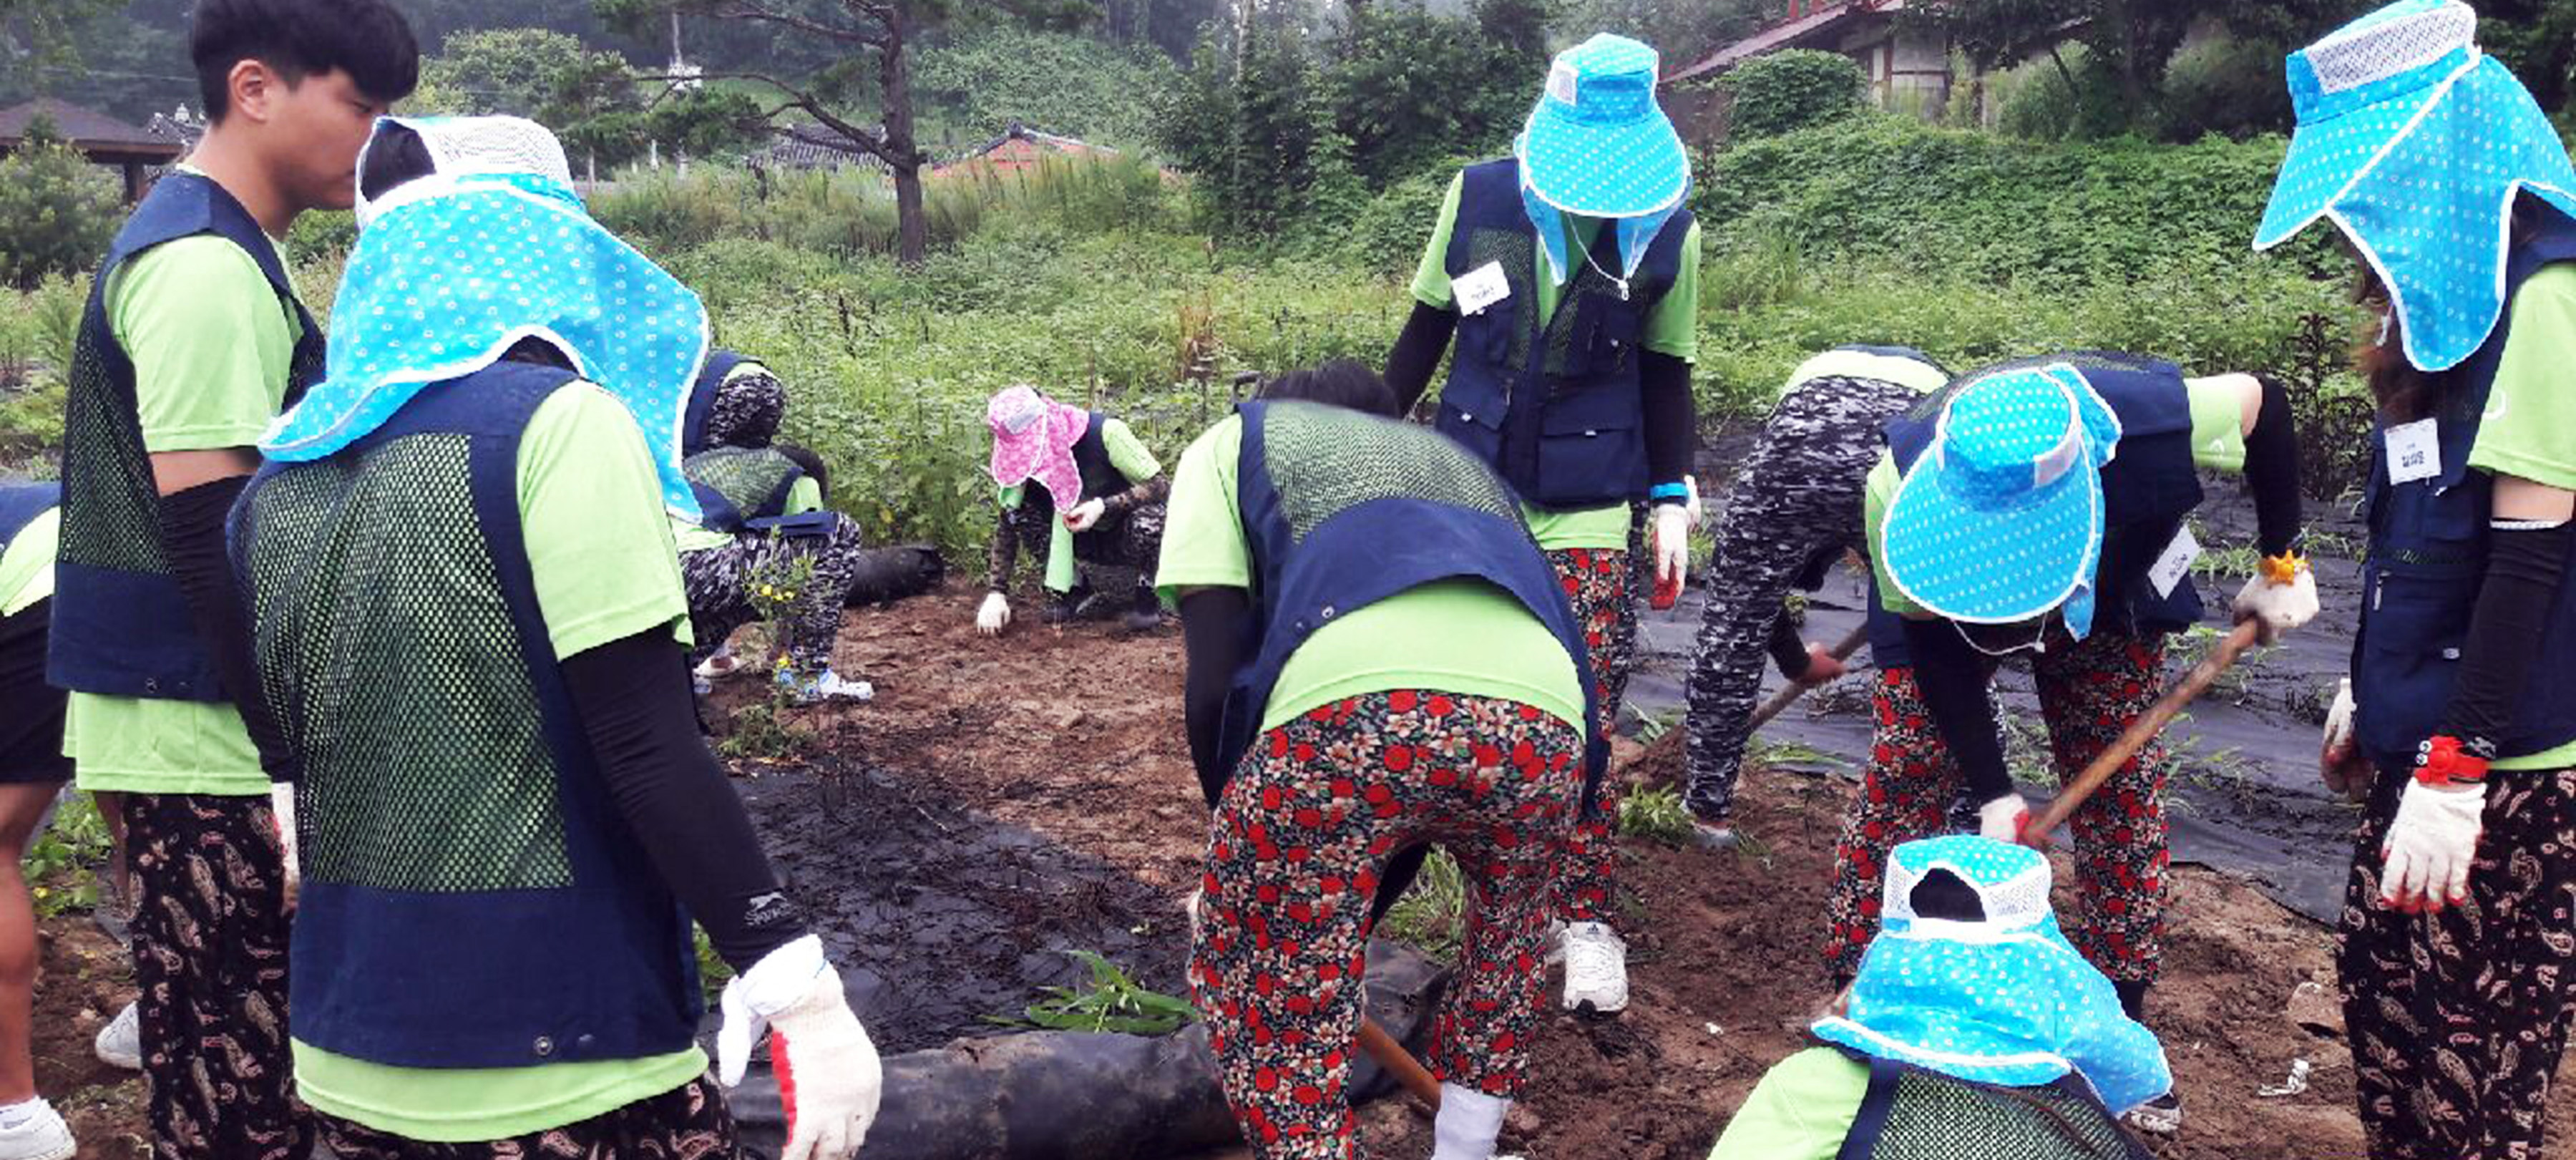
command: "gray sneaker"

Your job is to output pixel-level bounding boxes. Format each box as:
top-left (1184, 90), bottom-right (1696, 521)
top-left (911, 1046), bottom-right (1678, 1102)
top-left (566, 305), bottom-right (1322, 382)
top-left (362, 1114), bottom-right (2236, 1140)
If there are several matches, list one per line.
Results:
top-left (94, 1000), bottom-right (139, 1071)
top-left (2122, 1093), bottom-right (2182, 1136)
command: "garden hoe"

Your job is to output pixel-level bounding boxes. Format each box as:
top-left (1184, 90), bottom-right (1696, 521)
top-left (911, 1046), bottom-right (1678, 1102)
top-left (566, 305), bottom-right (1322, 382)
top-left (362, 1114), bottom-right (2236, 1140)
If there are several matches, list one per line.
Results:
top-left (1747, 623), bottom-right (1870, 732)
top-left (2020, 620), bottom-right (2265, 849)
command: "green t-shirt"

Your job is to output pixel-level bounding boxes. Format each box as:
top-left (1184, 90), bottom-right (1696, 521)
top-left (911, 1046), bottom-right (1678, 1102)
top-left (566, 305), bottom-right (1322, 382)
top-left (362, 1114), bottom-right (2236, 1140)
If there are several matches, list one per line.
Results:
top-left (1154, 415), bottom-right (1587, 737)
top-left (999, 416), bottom-right (1162, 593)
top-left (65, 222), bottom-right (303, 797)
top-left (1865, 374), bottom-right (2254, 619)
top-left (2474, 263), bottom-right (2576, 770)
top-left (1409, 171), bottom-right (1703, 553)
top-left (672, 473), bottom-right (825, 555)
top-left (1707, 1047), bottom-right (1866, 1160)
top-left (1, 506), bottom-right (57, 617)
top-left (293, 381), bottom-right (701, 1141)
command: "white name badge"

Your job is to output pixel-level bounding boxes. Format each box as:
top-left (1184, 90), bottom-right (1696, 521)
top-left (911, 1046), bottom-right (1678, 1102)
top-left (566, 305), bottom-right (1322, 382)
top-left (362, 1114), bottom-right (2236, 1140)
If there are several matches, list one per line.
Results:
top-left (2148, 524), bottom-right (2202, 600)
top-left (1454, 260), bottom-right (1512, 316)
top-left (2385, 418), bottom-right (2441, 486)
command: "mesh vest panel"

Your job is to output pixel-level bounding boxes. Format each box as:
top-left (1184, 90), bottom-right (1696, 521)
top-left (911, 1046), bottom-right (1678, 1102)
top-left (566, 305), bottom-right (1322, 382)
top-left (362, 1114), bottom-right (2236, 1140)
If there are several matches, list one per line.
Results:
top-left (685, 446), bottom-right (799, 521)
top-left (57, 318), bottom-right (167, 575)
top-left (245, 434), bottom-right (572, 893)
top-left (1465, 225), bottom-right (1540, 372)
top-left (1262, 402), bottom-right (1521, 545)
top-left (1868, 1069), bottom-right (2140, 1160)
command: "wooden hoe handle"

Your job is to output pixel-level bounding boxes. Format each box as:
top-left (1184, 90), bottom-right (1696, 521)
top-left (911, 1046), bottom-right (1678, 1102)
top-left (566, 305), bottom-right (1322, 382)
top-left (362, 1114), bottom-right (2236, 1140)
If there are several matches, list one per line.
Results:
top-left (2024, 620), bottom-right (2265, 845)
top-left (1357, 1017), bottom-right (1443, 1110)
top-left (1747, 623), bottom-right (1871, 731)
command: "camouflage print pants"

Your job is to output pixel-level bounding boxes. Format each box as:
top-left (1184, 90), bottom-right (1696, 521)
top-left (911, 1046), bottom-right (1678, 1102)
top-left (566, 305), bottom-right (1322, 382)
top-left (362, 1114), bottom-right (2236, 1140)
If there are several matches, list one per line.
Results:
top-left (1820, 632), bottom-right (2172, 985)
top-left (317, 1073), bottom-right (739, 1159)
top-left (682, 514), bottom-right (869, 675)
top-left (2339, 769), bottom-right (2576, 1160)
top-left (1682, 373), bottom-right (1926, 822)
top-left (121, 791), bottom-right (308, 1160)
top-left (1550, 545), bottom-right (1634, 929)
top-left (985, 494), bottom-right (1166, 598)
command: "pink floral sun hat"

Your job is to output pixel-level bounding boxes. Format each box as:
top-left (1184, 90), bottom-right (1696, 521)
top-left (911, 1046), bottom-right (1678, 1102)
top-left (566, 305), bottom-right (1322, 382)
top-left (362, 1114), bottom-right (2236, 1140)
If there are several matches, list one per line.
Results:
top-left (985, 385), bottom-right (1092, 507)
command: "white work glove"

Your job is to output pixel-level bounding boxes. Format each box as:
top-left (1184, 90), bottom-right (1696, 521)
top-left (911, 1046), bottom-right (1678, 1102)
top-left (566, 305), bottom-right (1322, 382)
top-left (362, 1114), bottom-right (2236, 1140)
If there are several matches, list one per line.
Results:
top-left (2320, 678), bottom-right (2368, 802)
top-left (1652, 503), bottom-right (1691, 594)
top-left (975, 590), bottom-right (1011, 636)
top-left (2379, 778), bottom-right (2487, 912)
top-left (1063, 498), bottom-right (1107, 534)
top-left (1978, 793), bottom-right (2031, 845)
top-left (1682, 474), bottom-right (1706, 530)
top-left (268, 782), bottom-right (300, 909)
top-left (718, 935), bottom-right (882, 1160)
top-left (2232, 565), bottom-right (2319, 646)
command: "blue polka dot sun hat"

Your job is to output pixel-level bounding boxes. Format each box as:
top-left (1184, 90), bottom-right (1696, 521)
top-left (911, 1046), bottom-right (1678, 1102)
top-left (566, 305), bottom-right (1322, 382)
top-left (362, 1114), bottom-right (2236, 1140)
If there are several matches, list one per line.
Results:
top-left (1882, 364), bottom-right (2122, 640)
top-left (261, 115), bottom-right (710, 521)
top-left (2254, 0), bottom-right (2576, 372)
top-left (1812, 836), bottom-right (2173, 1114)
top-left (1515, 34), bottom-right (1692, 287)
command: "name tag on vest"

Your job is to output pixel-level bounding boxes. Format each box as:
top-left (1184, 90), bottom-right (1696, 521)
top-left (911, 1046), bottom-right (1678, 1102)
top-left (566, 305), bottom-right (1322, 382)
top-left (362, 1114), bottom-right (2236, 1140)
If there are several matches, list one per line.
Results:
top-left (2385, 418), bottom-right (2441, 486)
top-left (2147, 525), bottom-right (2201, 600)
top-left (1455, 261), bottom-right (1512, 316)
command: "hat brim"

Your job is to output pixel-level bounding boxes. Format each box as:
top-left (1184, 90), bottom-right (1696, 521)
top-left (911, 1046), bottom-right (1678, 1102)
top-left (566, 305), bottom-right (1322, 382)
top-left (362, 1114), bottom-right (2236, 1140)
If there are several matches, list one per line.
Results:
top-left (1516, 102), bottom-right (1690, 220)
top-left (1883, 447), bottom-right (2103, 625)
top-left (2255, 60), bottom-right (2465, 250)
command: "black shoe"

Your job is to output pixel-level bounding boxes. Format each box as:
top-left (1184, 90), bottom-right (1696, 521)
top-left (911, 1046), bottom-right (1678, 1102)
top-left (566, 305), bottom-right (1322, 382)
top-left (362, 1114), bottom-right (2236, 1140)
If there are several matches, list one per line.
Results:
top-left (1121, 588), bottom-right (1164, 632)
top-left (1041, 595), bottom-right (1082, 625)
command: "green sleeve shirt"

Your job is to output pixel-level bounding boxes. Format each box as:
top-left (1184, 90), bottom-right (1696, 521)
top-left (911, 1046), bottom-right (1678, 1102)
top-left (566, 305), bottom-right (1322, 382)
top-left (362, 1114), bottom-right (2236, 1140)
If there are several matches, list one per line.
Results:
top-left (295, 380), bottom-right (700, 1141)
top-left (1156, 416), bottom-right (1586, 736)
top-left (1408, 170), bottom-right (1702, 362)
top-left (67, 225), bottom-right (305, 797)
top-left (0, 507), bottom-right (57, 617)
top-left (1867, 376), bottom-right (2251, 618)
top-left (1708, 1047), bottom-right (1867, 1160)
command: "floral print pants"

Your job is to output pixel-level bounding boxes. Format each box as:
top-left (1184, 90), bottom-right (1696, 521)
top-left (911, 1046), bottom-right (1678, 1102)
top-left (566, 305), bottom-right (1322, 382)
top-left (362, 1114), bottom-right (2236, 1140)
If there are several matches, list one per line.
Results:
top-left (1820, 631), bottom-right (2172, 984)
top-left (1548, 545), bottom-right (1633, 927)
top-left (1192, 691), bottom-right (1582, 1159)
top-left (2338, 769), bottom-right (2576, 1160)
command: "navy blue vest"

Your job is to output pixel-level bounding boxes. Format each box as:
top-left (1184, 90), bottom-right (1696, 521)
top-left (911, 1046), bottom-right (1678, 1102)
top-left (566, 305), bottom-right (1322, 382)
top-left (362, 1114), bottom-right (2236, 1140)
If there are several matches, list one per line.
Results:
top-left (0, 484), bottom-right (54, 552)
top-left (49, 173), bottom-right (323, 701)
top-left (233, 363), bottom-right (699, 1068)
top-left (680, 349), bottom-right (748, 456)
top-left (686, 447), bottom-right (807, 535)
top-left (2351, 210), bottom-right (2576, 776)
top-left (1223, 400), bottom-right (1607, 809)
top-left (1435, 159), bottom-right (1693, 510)
top-left (1868, 354), bottom-right (2204, 668)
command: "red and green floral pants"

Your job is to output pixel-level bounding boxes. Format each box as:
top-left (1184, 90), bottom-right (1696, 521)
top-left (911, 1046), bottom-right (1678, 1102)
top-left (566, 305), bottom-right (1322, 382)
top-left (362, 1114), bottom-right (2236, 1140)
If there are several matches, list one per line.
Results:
top-left (1820, 630), bottom-right (2172, 984)
top-left (1548, 545), bottom-right (1634, 927)
top-left (1191, 691), bottom-right (1583, 1159)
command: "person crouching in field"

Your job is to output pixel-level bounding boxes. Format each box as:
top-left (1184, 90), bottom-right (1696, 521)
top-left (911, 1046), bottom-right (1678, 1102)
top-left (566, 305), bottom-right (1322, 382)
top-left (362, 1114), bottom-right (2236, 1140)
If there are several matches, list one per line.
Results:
top-left (2251, 4), bottom-right (2576, 1155)
top-left (670, 349), bottom-right (877, 704)
top-left (1678, 345), bottom-right (1951, 850)
top-left (1160, 361), bottom-right (1600, 1160)
top-left (230, 115), bottom-right (880, 1160)
top-left (975, 385), bottom-right (1169, 635)
top-left (1710, 836), bottom-right (2168, 1160)
top-left (1827, 352), bottom-right (2311, 1136)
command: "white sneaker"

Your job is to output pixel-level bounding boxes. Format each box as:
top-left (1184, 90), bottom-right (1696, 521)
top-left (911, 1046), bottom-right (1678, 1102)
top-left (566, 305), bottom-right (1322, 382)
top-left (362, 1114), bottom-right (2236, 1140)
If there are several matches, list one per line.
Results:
top-left (1560, 921), bottom-right (1629, 1015)
top-left (781, 668), bottom-right (873, 706)
top-left (693, 644), bottom-right (744, 682)
top-left (2122, 1092), bottom-right (2182, 1136)
top-left (0, 1098), bottom-right (75, 1160)
top-left (94, 1000), bottom-right (139, 1071)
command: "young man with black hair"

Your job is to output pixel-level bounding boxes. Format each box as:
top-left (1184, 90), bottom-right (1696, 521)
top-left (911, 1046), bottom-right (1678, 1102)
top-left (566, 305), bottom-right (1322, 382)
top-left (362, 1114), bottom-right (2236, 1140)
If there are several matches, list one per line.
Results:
top-left (47, 2), bottom-right (416, 1156)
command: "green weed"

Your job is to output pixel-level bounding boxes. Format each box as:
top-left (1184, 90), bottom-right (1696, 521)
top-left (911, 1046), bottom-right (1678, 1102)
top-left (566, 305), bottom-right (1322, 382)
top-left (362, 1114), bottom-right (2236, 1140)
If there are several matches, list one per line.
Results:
top-left (1617, 785), bottom-right (1697, 847)
top-left (1379, 849), bottom-right (1467, 961)
top-left (992, 950), bottom-right (1198, 1035)
top-left (24, 791), bottom-right (109, 918)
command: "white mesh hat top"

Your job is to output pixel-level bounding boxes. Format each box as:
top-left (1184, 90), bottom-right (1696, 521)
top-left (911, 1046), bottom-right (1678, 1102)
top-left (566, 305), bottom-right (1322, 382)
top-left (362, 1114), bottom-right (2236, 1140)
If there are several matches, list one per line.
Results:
top-left (1882, 834), bottom-right (2054, 934)
top-left (2303, 0), bottom-right (2475, 97)
top-left (354, 115), bottom-right (576, 229)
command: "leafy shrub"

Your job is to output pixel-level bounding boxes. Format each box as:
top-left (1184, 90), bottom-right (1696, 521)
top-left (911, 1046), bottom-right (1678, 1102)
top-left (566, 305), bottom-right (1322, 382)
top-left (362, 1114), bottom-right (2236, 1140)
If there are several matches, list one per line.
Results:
top-left (0, 117), bottom-right (118, 289)
top-left (913, 24), bottom-right (1176, 150)
top-left (1719, 49), bottom-right (1865, 138)
top-left (1990, 47), bottom-right (2129, 142)
top-left (2157, 36), bottom-right (2294, 142)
